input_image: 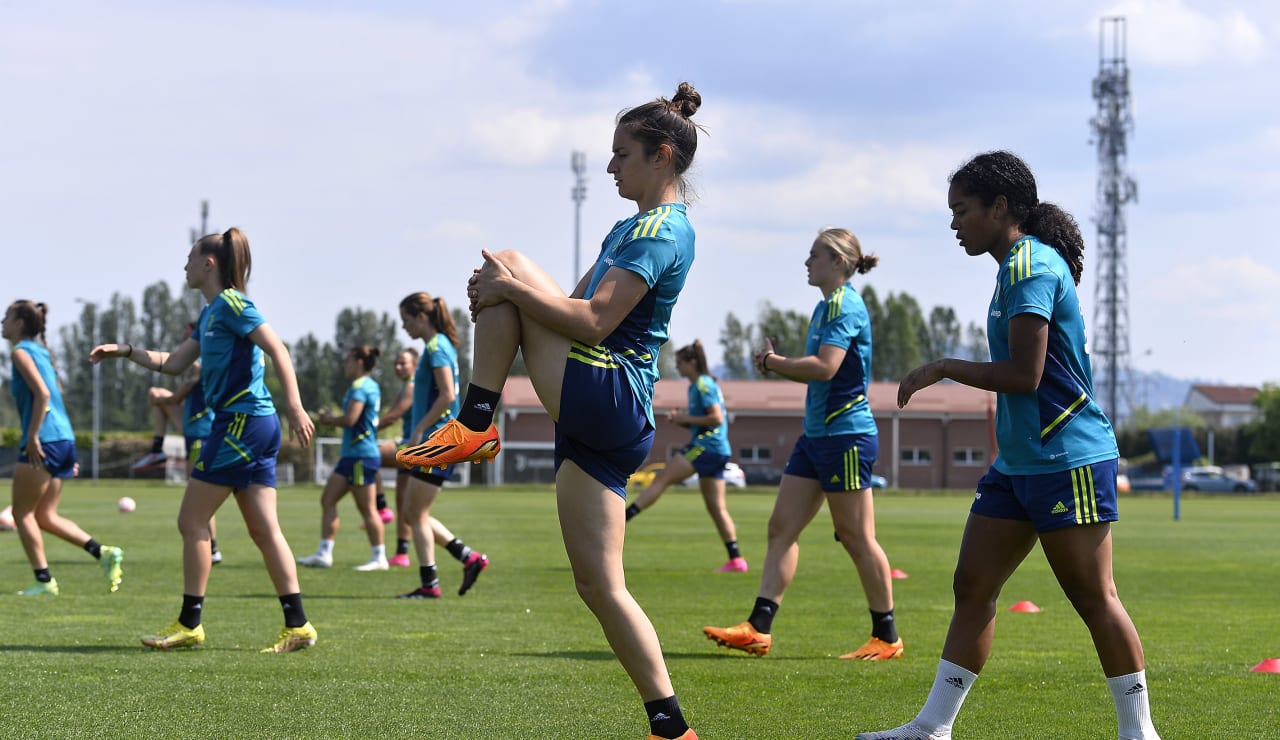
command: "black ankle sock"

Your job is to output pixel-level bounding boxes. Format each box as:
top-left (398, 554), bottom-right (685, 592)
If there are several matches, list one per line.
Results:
top-left (83, 538), bottom-right (102, 560)
top-left (457, 384), bottom-right (501, 431)
top-left (445, 538), bottom-right (472, 563)
top-left (748, 597), bottom-right (779, 634)
top-left (396, 538), bottom-right (410, 556)
top-left (151, 435), bottom-right (164, 453)
top-left (726, 540), bottom-right (742, 559)
top-left (870, 608), bottom-right (898, 643)
top-left (419, 565), bottom-right (439, 589)
top-left (644, 696), bottom-right (689, 739)
top-left (179, 594), bottom-right (205, 629)
top-left (376, 492), bottom-right (388, 510)
top-left (279, 593), bottom-right (307, 628)
top-left (35, 568), bottom-right (52, 583)
top-left (624, 503), bottom-right (641, 521)
top-left (210, 538), bottom-right (220, 554)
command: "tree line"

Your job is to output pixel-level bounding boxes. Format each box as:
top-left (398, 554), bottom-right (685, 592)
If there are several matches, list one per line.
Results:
top-left (2, 280), bottom-right (1278, 466)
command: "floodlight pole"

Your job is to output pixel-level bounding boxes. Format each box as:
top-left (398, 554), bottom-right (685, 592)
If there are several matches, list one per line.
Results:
top-left (571, 152), bottom-right (587, 283)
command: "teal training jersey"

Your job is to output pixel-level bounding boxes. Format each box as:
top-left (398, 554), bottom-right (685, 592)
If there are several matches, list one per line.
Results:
top-left (196, 289), bottom-right (277, 417)
top-left (411, 334), bottom-right (459, 443)
top-left (802, 284), bottom-right (877, 438)
top-left (578, 203), bottom-right (695, 427)
top-left (183, 373), bottom-right (213, 439)
top-left (340, 375), bottom-right (381, 458)
top-left (988, 236), bottom-right (1118, 474)
top-left (687, 374), bottom-right (731, 456)
top-left (11, 339), bottom-right (75, 447)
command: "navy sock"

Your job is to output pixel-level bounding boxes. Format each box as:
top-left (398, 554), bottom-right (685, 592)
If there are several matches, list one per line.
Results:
top-left (445, 538), bottom-right (473, 563)
top-left (396, 538), bottom-right (411, 556)
top-left (457, 384), bottom-right (500, 431)
top-left (419, 564), bottom-right (439, 589)
top-left (870, 608), bottom-right (898, 643)
top-left (644, 696), bottom-right (689, 739)
top-left (748, 597), bottom-right (779, 634)
top-left (35, 568), bottom-right (53, 583)
top-left (151, 435), bottom-right (165, 453)
top-left (179, 594), bottom-right (205, 629)
top-left (279, 593), bottom-right (307, 629)
top-left (83, 538), bottom-right (102, 559)
top-left (726, 540), bottom-right (742, 559)
top-left (376, 492), bottom-right (388, 510)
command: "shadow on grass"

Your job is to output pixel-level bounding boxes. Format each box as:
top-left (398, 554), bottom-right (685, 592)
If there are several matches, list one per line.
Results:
top-left (0, 644), bottom-right (152, 654)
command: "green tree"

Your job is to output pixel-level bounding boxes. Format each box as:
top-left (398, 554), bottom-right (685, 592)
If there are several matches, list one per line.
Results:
top-left (875, 293), bottom-right (925, 381)
top-left (718, 311), bottom-right (753, 379)
top-left (925, 306), bottom-right (961, 360)
top-left (756, 301), bottom-right (810, 360)
top-left (291, 333), bottom-right (338, 413)
top-left (1247, 384), bottom-right (1280, 460)
top-left (964, 321), bottom-right (989, 362)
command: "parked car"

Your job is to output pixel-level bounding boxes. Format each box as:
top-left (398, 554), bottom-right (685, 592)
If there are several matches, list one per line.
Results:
top-left (1167, 466), bottom-right (1258, 493)
top-left (743, 465), bottom-right (785, 486)
top-left (626, 461), bottom-right (747, 491)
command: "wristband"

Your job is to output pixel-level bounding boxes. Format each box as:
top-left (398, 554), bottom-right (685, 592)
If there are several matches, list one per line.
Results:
top-left (126, 343), bottom-right (133, 358)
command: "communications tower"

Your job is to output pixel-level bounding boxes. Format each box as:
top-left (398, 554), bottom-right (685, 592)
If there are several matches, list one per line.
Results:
top-left (1090, 16), bottom-right (1137, 424)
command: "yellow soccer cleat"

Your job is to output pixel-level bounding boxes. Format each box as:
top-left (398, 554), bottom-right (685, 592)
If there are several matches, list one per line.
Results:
top-left (839, 636), bottom-right (904, 661)
top-left (261, 621), bottom-right (317, 653)
top-left (17, 579), bottom-right (59, 596)
top-left (702, 621), bottom-right (771, 656)
top-left (142, 621), bottom-right (206, 650)
top-left (396, 419), bottom-right (500, 469)
top-left (101, 545), bottom-right (125, 593)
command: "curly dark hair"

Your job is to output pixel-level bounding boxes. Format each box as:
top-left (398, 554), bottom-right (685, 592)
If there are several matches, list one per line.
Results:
top-left (949, 151), bottom-right (1085, 285)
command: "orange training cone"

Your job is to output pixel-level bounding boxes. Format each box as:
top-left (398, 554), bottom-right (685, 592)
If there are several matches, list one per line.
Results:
top-left (891, 568), bottom-right (909, 579)
top-left (1250, 658), bottom-right (1280, 673)
top-left (1009, 600), bottom-right (1041, 613)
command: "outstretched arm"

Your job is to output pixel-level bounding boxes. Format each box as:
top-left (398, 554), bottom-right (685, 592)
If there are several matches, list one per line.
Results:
top-left (90, 338), bottom-right (201, 376)
top-left (898, 314), bottom-right (1047, 407)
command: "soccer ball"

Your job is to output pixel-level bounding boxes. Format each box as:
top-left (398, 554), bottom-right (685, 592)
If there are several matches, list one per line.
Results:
top-left (117, 496), bottom-right (137, 513)
top-left (0, 505), bottom-right (13, 530)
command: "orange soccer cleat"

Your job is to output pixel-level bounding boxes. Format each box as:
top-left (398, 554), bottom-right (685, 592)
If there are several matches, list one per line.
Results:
top-left (396, 419), bottom-right (500, 469)
top-left (702, 621), bottom-right (771, 656)
top-left (839, 636), bottom-right (904, 661)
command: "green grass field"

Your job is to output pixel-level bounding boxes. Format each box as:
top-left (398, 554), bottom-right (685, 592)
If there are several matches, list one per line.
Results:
top-left (1, 481), bottom-right (1276, 738)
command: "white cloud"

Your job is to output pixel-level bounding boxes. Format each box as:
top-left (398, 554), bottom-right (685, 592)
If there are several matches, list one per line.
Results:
top-left (1103, 0), bottom-right (1267, 66)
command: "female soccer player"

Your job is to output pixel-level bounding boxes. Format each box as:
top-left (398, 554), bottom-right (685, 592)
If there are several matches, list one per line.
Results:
top-left (134, 355), bottom-right (223, 564)
top-left (90, 228), bottom-right (317, 653)
top-left (703, 227), bottom-right (903, 662)
top-left (376, 347), bottom-right (418, 566)
top-left (856, 151), bottom-right (1160, 740)
top-left (4, 300), bottom-right (124, 596)
top-left (625, 339), bottom-right (747, 573)
top-left (398, 82), bottom-right (704, 740)
top-left (394, 292), bottom-right (488, 599)
top-left (298, 345), bottom-right (387, 571)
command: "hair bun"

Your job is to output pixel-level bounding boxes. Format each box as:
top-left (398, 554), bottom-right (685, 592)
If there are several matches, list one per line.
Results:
top-left (669, 82), bottom-right (701, 118)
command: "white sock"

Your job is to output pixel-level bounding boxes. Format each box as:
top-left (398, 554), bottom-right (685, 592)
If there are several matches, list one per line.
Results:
top-left (317, 539), bottom-right (335, 556)
top-left (1107, 670), bottom-right (1160, 739)
top-left (371, 544), bottom-right (386, 561)
top-left (915, 659), bottom-right (978, 734)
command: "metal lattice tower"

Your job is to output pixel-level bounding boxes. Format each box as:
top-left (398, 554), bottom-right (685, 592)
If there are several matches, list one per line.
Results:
top-left (1090, 17), bottom-right (1137, 424)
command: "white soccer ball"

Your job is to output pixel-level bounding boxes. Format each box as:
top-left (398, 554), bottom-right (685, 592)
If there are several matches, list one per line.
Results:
top-left (117, 496), bottom-right (137, 513)
top-left (0, 505), bottom-right (13, 530)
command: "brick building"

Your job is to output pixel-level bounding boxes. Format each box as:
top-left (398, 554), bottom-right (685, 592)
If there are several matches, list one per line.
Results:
top-left (492, 376), bottom-right (996, 491)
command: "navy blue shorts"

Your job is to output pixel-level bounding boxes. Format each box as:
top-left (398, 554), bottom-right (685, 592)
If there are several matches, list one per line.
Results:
top-left (784, 433), bottom-right (879, 492)
top-left (19, 439), bottom-right (77, 479)
top-left (192, 412), bottom-right (281, 490)
top-left (679, 443), bottom-right (730, 479)
top-left (973, 458), bottom-right (1120, 532)
top-left (555, 349), bottom-right (654, 498)
top-left (408, 463), bottom-right (454, 486)
top-left (335, 456), bottom-right (380, 486)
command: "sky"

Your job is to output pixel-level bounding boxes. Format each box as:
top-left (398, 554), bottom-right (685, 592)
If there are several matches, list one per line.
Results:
top-left (4, 0), bottom-right (1279, 392)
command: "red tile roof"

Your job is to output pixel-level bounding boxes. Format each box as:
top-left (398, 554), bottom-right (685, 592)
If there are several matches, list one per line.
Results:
top-left (1189, 384), bottom-right (1260, 406)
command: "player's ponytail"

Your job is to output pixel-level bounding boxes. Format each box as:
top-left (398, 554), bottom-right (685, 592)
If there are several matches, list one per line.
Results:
top-left (815, 228), bottom-right (877, 278)
top-left (195, 228), bottom-right (253, 293)
top-left (675, 339), bottom-right (711, 378)
top-left (429, 297), bottom-right (459, 347)
top-left (617, 82), bottom-right (704, 202)
top-left (7, 300), bottom-right (48, 344)
top-left (351, 344), bottom-right (381, 373)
